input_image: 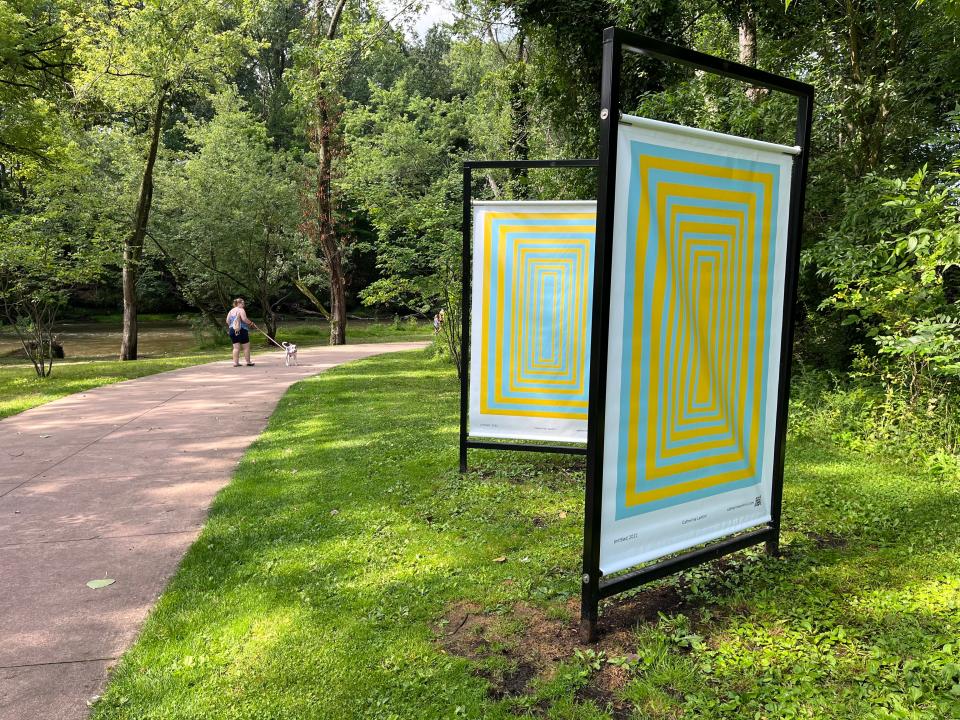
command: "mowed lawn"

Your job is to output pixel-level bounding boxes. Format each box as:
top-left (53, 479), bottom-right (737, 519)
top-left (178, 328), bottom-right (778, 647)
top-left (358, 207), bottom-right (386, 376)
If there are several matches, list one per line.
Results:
top-left (91, 352), bottom-right (960, 719)
top-left (0, 320), bottom-right (432, 420)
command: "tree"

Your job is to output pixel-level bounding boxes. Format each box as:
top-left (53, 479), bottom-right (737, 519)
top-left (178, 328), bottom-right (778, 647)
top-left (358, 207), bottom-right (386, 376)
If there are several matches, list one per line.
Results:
top-left (814, 149), bottom-right (960, 356)
top-left (154, 90), bottom-right (305, 339)
top-left (0, 0), bottom-right (73, 164)
top-left (0, 137), bottom-right (108, 377)
top-left (294, 0), bottom-right (351, 345)
top-left (233, 0), bottom-right (308, 149)
top-left (0, 232), bottom-right (92, 377)
top-left (291, 0), bottom-right (412, 345)
top-left (340, 78), bottom-right (468, 372)
top-left (68, 0), bottom-right (249, 359)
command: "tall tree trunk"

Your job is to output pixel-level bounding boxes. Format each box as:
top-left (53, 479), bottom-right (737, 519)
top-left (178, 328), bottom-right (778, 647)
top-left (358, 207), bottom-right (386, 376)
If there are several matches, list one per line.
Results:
top-left (326, 238), bottom-right (346, 344)
top-left (298, 0), bottom-right (349, 345)
top-left (309, 91), bottom-right (346, 345)
top-left (738, 7), bottom-right (761, 101)
top-left (120, 85), bottom-right (167, 360)
top-left (509, 33), bottom-right (529, 199)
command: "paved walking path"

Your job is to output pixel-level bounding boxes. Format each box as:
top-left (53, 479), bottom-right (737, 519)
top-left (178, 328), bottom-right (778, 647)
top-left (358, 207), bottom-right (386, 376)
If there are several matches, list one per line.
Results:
top-left (0, 342), bottom-right (425, 720)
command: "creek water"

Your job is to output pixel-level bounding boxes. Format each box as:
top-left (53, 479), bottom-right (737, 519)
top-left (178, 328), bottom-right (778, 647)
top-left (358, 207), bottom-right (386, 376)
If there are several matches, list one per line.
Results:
top-left (0, 317), bottom-right (393, 362)
top-left (0, 320), bottom-right (199, 361)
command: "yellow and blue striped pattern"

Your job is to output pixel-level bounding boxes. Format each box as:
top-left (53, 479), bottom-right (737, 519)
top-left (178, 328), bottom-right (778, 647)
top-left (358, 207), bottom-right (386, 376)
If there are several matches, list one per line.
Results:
top-left (614, 140), bottom-right (782, 519)
top-left (479, 210), bottom-right (596, 421)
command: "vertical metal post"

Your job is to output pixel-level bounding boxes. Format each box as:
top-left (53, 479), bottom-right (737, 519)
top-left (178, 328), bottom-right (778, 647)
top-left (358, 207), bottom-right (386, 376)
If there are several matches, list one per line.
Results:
top-left (459, 163), bottom-right (473, 474)
top-left (580, 28), bottom-right (622, 643)
top-left (766, 90), bottom-right (814, 556)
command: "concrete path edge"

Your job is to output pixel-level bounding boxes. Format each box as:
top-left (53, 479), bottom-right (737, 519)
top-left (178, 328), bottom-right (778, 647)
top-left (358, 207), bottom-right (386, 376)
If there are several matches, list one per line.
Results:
top-left (0, 342), bottom-right (426, 719)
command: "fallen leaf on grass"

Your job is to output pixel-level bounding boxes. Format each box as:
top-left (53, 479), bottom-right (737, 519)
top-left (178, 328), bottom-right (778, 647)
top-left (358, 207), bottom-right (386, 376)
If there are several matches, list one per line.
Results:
top-left (86, 579), bottom-right (115, 589)
top-left (493, 556), bottom-right (507, 564)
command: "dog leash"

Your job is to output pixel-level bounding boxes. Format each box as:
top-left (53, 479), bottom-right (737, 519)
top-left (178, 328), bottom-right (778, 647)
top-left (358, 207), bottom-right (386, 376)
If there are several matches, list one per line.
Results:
top-left (257, 328), bottom-right (287, 350)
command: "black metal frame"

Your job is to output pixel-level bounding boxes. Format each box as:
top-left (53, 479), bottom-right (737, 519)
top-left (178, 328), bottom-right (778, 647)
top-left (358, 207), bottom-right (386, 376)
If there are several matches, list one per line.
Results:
top-left (580, 28), bottom-right (814, 641)
top-left (459, 158), bottom-right (599, 473)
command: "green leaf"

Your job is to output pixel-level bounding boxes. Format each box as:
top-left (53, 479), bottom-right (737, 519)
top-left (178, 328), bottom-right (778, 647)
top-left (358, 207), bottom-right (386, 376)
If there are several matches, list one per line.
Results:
top-left (86, 578), bottom-right (115, 589)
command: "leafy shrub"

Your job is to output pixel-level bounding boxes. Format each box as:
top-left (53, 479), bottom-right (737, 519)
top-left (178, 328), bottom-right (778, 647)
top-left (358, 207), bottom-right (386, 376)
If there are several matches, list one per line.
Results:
top-left (799, 132), bottom-right (960, 471)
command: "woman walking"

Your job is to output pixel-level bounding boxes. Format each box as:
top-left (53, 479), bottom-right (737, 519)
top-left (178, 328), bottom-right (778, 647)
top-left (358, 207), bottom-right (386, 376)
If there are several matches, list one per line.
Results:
top-left (226, 298), bottom-right (258, 367)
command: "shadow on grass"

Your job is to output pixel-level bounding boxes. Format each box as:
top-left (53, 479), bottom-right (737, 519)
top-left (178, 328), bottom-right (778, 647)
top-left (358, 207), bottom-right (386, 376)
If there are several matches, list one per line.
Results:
top-left (91, 352), bottom-right (960, 720)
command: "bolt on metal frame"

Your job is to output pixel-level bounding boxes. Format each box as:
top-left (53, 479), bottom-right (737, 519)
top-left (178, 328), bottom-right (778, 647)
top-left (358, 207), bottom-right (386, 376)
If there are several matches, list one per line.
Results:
top-left (580, 27), bottom-right (814, 642)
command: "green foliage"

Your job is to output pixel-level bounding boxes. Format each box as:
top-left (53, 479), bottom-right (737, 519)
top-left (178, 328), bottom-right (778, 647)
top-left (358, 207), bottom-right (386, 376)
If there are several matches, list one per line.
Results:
top-left (339, 78), bottom-right (466, 369)
top-left (789, 368), bottom-right (960, 477)
top-left (0, 0), bottom-right (72, 162)
top-left (0, 133), bottom-right (111, 375)
top-left (67, 0), bottom-right (250, 111)
top-left (154, 90), bottom-right (306, 333)
top-left (815, 161), bottom-right (960, 338)
top-left (233, 0), bottom-right (308, 149)
top-left (806, 142), bottom-right (960, 461)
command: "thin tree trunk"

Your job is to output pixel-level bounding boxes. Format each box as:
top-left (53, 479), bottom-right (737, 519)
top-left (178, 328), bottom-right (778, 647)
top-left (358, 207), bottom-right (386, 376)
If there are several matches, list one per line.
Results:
top-left (738, 7), bottom-right (761, 101)
top-left (509, 33), bottom-right (529, 198)
top-left (120, 85), bottom-right (168, 361)
top-left (304, 0), bottom-right (349, 345)
top-left (327, 240), bottom-right (346, 344)
top-left (485, 173), bottom-right (501, 198)
top-left (260, 292), bottom-right (278, 339)
top-left (293, 275), bottom-right (332, 320)
top-left (309, 92), bottom-right (347, 345)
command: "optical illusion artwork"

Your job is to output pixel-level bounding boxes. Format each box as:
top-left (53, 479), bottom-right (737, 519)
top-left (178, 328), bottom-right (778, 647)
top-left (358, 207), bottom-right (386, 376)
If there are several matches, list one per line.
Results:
top-left (469, 201), bottom-right (596, 443)
top-left (599, 120), bottom-right (795, 574)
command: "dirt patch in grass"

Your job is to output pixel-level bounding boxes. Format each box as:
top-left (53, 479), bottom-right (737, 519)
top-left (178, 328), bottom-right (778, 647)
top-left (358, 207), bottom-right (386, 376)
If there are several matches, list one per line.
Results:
top-left (478, 661), bottom-right (538, 701)
top-left (438, 600), bottom-right (581, 669)
top-left (437, 584), bottom-right (689, 711)
top-left (575, 664), bottom-right (634, 719)
top-left (599, 583), bottom-right (685, 636)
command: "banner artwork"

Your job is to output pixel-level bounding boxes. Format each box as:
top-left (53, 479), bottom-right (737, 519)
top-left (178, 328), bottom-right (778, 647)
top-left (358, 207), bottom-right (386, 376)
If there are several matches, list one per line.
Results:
top-left (598, 121), bottom-right (794, 574)
top-left (469, 201), bottom-right (596, 443)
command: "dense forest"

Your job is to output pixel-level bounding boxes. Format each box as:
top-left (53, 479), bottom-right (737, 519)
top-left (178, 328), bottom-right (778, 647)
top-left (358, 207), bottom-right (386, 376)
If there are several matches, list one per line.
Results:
top-left (2, 0), bottom-right (959, 460)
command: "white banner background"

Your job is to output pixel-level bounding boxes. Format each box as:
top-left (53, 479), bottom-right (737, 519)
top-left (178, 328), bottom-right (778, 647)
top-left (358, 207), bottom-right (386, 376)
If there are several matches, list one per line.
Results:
top-left (599, 122), bottom-right (794, 574)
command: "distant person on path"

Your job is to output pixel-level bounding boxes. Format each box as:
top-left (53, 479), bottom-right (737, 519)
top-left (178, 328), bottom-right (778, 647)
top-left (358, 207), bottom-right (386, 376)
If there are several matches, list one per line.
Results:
top-left (226, 298), bottom-right (258, 367)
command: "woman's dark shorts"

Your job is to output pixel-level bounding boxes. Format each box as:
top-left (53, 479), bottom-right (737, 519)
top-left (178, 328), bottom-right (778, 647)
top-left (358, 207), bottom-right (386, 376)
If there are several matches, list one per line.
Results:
top-left (229, 328), bottom-right (249, 345)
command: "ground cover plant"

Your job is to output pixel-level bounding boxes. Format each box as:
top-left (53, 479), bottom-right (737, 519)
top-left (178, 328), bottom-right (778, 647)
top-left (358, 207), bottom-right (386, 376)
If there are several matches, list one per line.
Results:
top-left (0, 319), bottom-right (431, 419)
top-left (90, 351), bottom-right (960, 719)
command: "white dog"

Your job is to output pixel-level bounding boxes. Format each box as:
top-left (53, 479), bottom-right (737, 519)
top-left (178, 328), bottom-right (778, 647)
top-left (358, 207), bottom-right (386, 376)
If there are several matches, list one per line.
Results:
top-left (282, 341), bottom-right (298, 366)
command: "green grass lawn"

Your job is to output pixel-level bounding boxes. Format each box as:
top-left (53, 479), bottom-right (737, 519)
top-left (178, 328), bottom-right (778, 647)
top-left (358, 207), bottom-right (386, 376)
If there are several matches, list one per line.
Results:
top-left (90, 351), bottom-right (960, 719)
top-left (0, 320), bottom-right (432, 419)
top-left (0, 353), bottom-right (225, 419)
top-left (270, 317), bottom-right (434, 347)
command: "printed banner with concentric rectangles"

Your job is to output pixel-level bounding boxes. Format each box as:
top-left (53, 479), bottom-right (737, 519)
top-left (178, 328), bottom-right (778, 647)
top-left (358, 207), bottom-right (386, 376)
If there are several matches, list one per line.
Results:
top-left (598, 121), bottom-right (794, 575)
top-left (469, 201), bottom-right (596, 443)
